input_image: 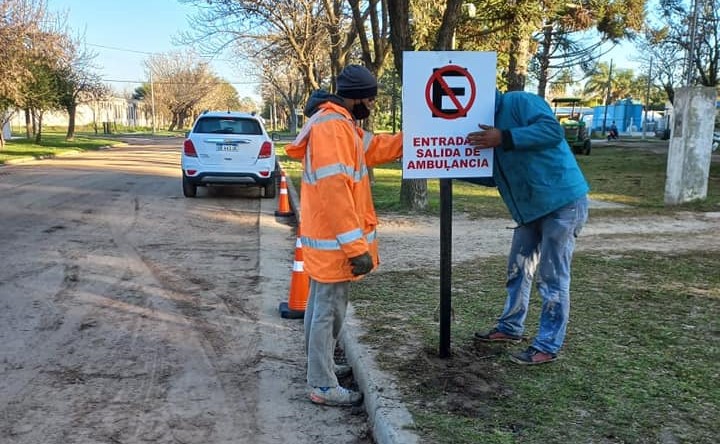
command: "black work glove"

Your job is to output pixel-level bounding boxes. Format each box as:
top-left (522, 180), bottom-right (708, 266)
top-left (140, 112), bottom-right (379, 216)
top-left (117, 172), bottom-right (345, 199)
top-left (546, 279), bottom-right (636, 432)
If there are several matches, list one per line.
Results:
top-left (349, 252), bottom-right (373, 276)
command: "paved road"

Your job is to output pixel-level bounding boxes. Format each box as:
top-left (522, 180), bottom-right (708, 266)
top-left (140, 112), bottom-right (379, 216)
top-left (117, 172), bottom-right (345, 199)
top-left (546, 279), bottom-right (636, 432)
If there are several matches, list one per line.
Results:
top-left (0, 137), bottom-right (369, 443)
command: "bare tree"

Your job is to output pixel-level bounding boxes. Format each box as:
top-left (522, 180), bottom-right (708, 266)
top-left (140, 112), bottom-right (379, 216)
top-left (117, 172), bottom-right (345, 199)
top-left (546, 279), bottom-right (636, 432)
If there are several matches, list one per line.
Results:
top-left (21, 61), bottom-right (64, 143)
top-left (197, 81), bottom-right (242, 112)
top-left (634, 27), bottom-right (685, 105)
top-left (258, 54), bottom-right (307, 133)
top-left (180, 0), bottom-right (330, 96)
top-left (323, 0), bottom-right (361, 85)
top-left (387, 0), bottom-right (466, 211)
top-left (145, 52), bottom-right (218, 131)
top-left (55, 36), bottom-right (106, 140)
top-left (0, 0), bottom-right (62, 148)
top-left (86, 85), bottom-right (112, 135)
top-left (648, 0), bottom-right (720, 96)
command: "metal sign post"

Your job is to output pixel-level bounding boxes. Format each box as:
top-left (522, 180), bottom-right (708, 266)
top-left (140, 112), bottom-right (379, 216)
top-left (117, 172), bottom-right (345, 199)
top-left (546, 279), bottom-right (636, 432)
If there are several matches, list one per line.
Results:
top-left (439, 178), bottom-right (452, 358)
top-left (401, 51), bottom-right (496, 358)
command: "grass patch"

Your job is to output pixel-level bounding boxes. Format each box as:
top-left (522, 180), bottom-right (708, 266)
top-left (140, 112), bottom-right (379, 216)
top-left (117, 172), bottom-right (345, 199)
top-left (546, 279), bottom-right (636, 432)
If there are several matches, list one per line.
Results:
top-left (277, 139), bottom-right (720, 217)
top-left (277, 137), bottom-right (719, 442)
top-left (1, 133), bottom-right (121, 164)
top-left (350, 251), bottom-right (720, 444)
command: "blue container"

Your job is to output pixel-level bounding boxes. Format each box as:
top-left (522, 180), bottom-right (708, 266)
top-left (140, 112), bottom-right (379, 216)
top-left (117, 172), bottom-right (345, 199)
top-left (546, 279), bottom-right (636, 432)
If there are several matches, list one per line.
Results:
top-left (592, 99), bottom-right (643, 132)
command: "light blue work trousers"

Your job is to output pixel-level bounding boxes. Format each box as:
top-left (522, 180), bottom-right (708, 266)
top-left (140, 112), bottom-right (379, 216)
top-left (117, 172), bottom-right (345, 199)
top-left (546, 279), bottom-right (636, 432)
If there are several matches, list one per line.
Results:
top-left (496, 196), bottom-right (589, 354)
top-left (304, 278), bottom-right (349, 388)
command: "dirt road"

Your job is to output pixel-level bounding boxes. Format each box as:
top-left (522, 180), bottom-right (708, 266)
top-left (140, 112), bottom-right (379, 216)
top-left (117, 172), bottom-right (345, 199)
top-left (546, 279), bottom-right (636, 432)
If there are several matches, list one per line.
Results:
top-left (0, 137), bottom-right (369, 444)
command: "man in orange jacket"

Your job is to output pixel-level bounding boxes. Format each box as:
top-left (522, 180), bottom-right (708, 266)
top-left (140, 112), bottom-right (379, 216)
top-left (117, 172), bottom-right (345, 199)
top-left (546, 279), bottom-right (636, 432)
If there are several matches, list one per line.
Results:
top-left (286, 64), bottom-right (403, 407)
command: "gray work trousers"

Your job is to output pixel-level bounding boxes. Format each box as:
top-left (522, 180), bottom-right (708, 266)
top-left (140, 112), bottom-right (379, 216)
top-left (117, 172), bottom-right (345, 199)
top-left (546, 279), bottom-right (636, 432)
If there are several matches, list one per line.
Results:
top-left (304, 278), bottom-right (349, 388)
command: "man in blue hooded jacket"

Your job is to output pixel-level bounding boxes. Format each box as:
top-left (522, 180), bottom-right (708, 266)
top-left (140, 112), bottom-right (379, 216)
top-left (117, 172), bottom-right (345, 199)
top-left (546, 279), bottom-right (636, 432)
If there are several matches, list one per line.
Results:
top-left (466, 89), bottom-right (589, 365)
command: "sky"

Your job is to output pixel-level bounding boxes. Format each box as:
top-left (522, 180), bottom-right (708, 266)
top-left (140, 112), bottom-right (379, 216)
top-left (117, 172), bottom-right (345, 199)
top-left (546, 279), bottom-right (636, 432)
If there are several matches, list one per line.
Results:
top-left (47, 0), bottom-right (261, 99)
top-left (47, 0), bottom-right (637, 101)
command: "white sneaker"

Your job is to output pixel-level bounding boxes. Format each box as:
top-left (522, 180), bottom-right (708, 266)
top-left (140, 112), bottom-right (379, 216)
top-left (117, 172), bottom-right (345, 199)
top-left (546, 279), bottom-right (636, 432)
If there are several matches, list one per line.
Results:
top-left (309, 386), bottom-right (362, 407)
top-left (334, 363), bottom-right (352, 378)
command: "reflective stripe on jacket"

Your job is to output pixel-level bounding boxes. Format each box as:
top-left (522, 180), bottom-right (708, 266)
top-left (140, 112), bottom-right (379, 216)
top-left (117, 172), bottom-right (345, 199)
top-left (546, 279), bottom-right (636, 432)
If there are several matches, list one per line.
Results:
top-left (286, 100), bottom-right (402, 283)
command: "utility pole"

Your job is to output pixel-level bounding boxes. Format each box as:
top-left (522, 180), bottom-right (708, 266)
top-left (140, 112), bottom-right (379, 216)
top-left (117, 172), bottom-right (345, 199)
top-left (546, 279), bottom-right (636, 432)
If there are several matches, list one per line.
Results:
top-left (150, 69), bottom-right (157, 134)
top-left (685, 0), bottom-right (700, 85)
top-left (602, 59), bottom-right (613, 136)
top-left (271, 91), bottom-right (277, 131)
top-left (642, 57), bottom-right (653, 140)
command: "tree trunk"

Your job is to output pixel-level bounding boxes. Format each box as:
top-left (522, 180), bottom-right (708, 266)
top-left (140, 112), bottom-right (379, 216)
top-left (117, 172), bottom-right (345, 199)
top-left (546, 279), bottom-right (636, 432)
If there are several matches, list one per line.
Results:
top-left (388, 0), bottom-right (411, 80)
top-left (400, 178), bottom-right (428, 210)
top-left (535, 25), bottom-right (553, 98)
top-left (92, 102), bottom-right (98, 134)
top-left (178, 110), bottom-right (188, 130)
top-left (507, 32), bottom-right (530, 91)
top-left (435, 0), bottom-right (463, 51)
top-left (25, 109), bottom-right (32, 138)
top-left (35, 113), bottom-right (43, 144)
top-left (66, 104), bottom-right (77, 140)
top-left (168, 113), bottom-right (178, 132)
top-left (388, 0), bottom-right (429, 211)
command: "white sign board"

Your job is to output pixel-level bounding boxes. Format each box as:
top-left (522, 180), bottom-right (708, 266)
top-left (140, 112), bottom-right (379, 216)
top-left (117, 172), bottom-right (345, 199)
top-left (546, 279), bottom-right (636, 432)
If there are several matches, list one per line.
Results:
top-left (402, 51), bottom-right (496, 179)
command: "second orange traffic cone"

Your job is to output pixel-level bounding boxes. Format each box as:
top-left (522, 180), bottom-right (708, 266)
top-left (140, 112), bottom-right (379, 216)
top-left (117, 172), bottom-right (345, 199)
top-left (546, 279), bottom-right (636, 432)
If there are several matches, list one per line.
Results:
top-left (274, 171), bottom-right (294, 217)
top-left (279, 233), bottom-right (309, 319)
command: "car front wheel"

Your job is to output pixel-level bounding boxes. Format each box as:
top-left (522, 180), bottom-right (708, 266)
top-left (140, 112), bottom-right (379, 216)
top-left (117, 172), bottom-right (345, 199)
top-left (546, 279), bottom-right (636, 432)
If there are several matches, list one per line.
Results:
top-left (182, 174), bottom-right (197, 198)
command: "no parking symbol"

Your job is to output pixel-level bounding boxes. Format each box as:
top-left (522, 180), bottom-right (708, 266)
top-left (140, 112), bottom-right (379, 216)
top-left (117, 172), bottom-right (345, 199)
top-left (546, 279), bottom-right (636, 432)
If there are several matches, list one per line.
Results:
top-left (402, 51), bottom-right (496, 179)
top-left (425, 65), bottom-right (476, 119)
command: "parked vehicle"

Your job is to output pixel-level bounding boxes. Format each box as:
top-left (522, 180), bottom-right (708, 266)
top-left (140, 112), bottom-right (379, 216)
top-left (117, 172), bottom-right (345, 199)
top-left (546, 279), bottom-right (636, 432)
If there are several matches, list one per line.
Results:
top-left (181, 111), bottom-right (278, 198)
top-left (551, 97), bottom-right (592, 155)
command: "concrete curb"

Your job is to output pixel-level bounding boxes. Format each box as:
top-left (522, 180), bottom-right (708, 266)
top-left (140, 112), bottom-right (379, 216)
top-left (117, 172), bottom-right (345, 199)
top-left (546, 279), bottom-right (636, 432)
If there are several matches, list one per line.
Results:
top-left (1, 145), bottom-right (115, 166)
top-left (2, 150), bottom-right (82, 165)
top-left (342, 305), bottom-right (419, 444)
top-left (283, 168), bottom-right (420, 444)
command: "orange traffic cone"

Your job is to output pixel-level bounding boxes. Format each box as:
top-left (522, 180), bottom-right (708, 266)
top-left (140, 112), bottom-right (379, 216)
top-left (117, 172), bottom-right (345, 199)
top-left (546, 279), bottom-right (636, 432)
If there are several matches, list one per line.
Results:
top-left (274, 171), bottom-right (294, 217)
top-left (279, 233), bottom-right (309, 319)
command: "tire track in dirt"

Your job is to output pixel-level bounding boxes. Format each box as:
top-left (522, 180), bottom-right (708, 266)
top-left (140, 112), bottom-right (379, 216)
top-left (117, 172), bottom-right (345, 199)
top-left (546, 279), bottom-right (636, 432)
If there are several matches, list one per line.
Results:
top-left (1, 141), bottom-right (374, 443)
top-left (97, 194), bottom-right (264, 443)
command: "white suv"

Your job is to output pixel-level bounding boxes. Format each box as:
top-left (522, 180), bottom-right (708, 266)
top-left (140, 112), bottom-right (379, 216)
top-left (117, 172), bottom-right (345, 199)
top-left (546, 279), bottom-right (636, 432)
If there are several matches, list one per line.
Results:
top-left (181, 111), bottom-right (278, 198)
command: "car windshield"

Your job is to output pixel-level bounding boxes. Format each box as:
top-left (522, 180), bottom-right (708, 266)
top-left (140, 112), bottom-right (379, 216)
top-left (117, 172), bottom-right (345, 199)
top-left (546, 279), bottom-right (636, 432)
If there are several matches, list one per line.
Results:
top-left (195, 117), bottom-right (262, 135)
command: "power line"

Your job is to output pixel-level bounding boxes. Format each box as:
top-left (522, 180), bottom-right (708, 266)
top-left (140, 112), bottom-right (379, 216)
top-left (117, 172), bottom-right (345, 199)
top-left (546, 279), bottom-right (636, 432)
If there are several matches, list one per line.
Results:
top-left (86, 42), bottom-right (258, 86)
top-left (86, 43), bottom-right (152, 55)
top-left (85, 42), bottom-right (237, 63)
top-left (102, 78), bottom-right (260, 86)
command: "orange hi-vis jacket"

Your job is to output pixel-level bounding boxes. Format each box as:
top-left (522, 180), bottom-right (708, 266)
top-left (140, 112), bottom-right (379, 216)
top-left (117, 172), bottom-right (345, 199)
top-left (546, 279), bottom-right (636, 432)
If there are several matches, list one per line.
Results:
top-left (286, 100), bottom-right (403, 283)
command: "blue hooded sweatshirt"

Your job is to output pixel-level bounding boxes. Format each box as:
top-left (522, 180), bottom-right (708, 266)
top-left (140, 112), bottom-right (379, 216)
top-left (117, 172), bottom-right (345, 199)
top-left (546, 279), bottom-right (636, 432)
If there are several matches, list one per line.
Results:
top-left (465, 90), bottom-right (589, 224)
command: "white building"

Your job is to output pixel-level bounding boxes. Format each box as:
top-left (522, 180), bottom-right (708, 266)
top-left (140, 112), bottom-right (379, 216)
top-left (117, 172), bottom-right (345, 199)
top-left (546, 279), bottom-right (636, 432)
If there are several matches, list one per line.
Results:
top-left (9, 97), bottom-right (152, 132)
top-left (2, 119), bottom-right (11, 140)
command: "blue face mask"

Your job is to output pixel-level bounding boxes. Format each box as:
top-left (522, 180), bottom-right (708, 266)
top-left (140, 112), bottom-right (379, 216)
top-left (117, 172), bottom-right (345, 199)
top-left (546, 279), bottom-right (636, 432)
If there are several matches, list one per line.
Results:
top-left (351, 102), bottom-right (370, 120)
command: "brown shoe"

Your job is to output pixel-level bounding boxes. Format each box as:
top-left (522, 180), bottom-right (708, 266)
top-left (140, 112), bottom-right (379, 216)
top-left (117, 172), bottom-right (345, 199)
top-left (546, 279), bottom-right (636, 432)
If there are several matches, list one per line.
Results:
top-left (509, 347), bottom-right (557, 365)
top-left (474, 328), bottom-right (523, 344)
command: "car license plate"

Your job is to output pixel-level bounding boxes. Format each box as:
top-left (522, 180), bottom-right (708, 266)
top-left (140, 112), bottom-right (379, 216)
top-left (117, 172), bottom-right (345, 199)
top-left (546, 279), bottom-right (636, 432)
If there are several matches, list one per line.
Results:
top-left (217, 144), bottom-right (238, 152)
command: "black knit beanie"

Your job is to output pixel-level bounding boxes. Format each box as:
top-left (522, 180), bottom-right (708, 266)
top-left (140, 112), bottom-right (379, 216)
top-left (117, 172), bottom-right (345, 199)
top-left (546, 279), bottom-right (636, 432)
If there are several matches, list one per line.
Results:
top-left (336, 64), bottom-right (378, 99)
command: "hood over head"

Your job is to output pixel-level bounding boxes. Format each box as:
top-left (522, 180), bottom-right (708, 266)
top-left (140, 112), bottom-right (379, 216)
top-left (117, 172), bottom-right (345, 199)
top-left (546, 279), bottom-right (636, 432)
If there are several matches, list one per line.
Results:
top-left (303, 90), bottom-right (345, 117)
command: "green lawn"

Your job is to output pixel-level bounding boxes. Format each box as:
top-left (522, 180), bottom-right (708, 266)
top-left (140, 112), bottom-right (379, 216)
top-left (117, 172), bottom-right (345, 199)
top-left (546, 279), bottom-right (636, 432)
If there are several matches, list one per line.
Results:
top-left (5, 133), bottom-right (717, 442)
top-left (0, 133), bottom-right (122, 164)
top-left (277, 139), bottom-right (720, 443)
top-left (278, 141), bottom-right (720, 216)
top-left (351, 251), bottom-right (719, 444)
